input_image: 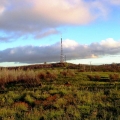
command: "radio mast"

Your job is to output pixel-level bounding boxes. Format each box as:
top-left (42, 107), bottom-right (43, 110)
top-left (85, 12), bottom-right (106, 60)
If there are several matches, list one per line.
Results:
top-left (60, 36), bottom-right (64, 63)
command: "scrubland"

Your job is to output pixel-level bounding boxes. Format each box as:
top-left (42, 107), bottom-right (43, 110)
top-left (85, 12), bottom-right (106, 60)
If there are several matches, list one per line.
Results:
top-left (0, 64), bottom-right (120, 120)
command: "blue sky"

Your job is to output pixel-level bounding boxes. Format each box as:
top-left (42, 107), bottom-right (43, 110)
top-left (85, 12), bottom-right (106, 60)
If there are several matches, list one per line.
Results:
top-left (0, 0), bottom-right (120, 67)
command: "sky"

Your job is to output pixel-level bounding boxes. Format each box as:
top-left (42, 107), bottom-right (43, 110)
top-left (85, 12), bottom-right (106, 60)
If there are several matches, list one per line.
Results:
top-left (0, 0), bottom-right (120, 67)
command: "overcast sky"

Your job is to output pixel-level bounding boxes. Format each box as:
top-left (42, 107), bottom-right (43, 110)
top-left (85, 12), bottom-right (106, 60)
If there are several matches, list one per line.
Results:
top-left (0, 0), bottom-right (120, 66)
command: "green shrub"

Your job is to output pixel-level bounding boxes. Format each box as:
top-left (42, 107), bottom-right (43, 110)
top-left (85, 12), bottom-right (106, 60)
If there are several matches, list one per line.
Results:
top-left (24, 94), bottom-right (35, 106)
top-left (66, 105), bottom-right (80, 119)
top-left (54, 97), bottom-right (67, 108)
top-left (45, 109), bottom-right (64, 119)
top-left (0, 107), bottom-right (15, 118)
top-left (24, 108), bottom-right (42, 120)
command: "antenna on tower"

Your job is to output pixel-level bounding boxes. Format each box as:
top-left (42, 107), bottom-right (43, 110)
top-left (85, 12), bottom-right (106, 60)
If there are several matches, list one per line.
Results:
top-left (60, 35), bottom-right (64, 63)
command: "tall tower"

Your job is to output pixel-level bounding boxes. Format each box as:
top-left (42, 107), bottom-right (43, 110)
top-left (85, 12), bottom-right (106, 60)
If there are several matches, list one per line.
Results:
top-left (60, 37), bottom-right (64, 63)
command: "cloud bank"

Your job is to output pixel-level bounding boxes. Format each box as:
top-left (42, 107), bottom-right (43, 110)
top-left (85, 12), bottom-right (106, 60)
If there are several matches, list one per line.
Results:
top-left (0, 38), bottom-right (120, 64)
top-left (0, 0), bottom-right (119, 41)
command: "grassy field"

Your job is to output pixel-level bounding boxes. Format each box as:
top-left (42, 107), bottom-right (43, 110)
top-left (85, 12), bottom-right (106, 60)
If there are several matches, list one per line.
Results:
top-left (0, 66), bottom-right (120, 120)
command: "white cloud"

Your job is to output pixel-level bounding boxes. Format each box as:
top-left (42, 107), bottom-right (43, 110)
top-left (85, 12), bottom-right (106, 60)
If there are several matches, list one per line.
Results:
top-left (0, 0), bottom-right (111, 41)
top-left (35, 29), bottom-right (60, 39)
top-left (89, 0), bottom-right (109, 18)
top-left (62, 39), bottom-right (78, 48)
top-left (0, 38), bottom-right (120, 64)
top-left (90, 54), bottom-right (98, 58)
top-left (32, 0), bottom-right (95, 25)
top-left (0, 6), bottom-right (5, 15)
top-left (109, 0), bottom-right (120, 5)
top-left (100, 38), bottom-right (120, 48)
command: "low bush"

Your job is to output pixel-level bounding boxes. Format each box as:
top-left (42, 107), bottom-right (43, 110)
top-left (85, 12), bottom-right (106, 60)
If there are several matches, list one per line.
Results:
top-left (46, 71), bottom-right (58, 81)
top-left (36, 71), bottom-right (46, 80)
top-left (109, 73), bottom-right (119, 81)
top-left (61, 69), bottom-right (75, 77)
top-left (87, 74), bottom-right (101, 81)
top-left (87, 75), bottom-right (94, 81)
top-left (13, 102), bottom-right (29, 112)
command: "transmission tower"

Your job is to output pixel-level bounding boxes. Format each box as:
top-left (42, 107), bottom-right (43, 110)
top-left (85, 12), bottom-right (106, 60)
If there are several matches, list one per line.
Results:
top-left (60, 37), bottom-right (64, 63)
